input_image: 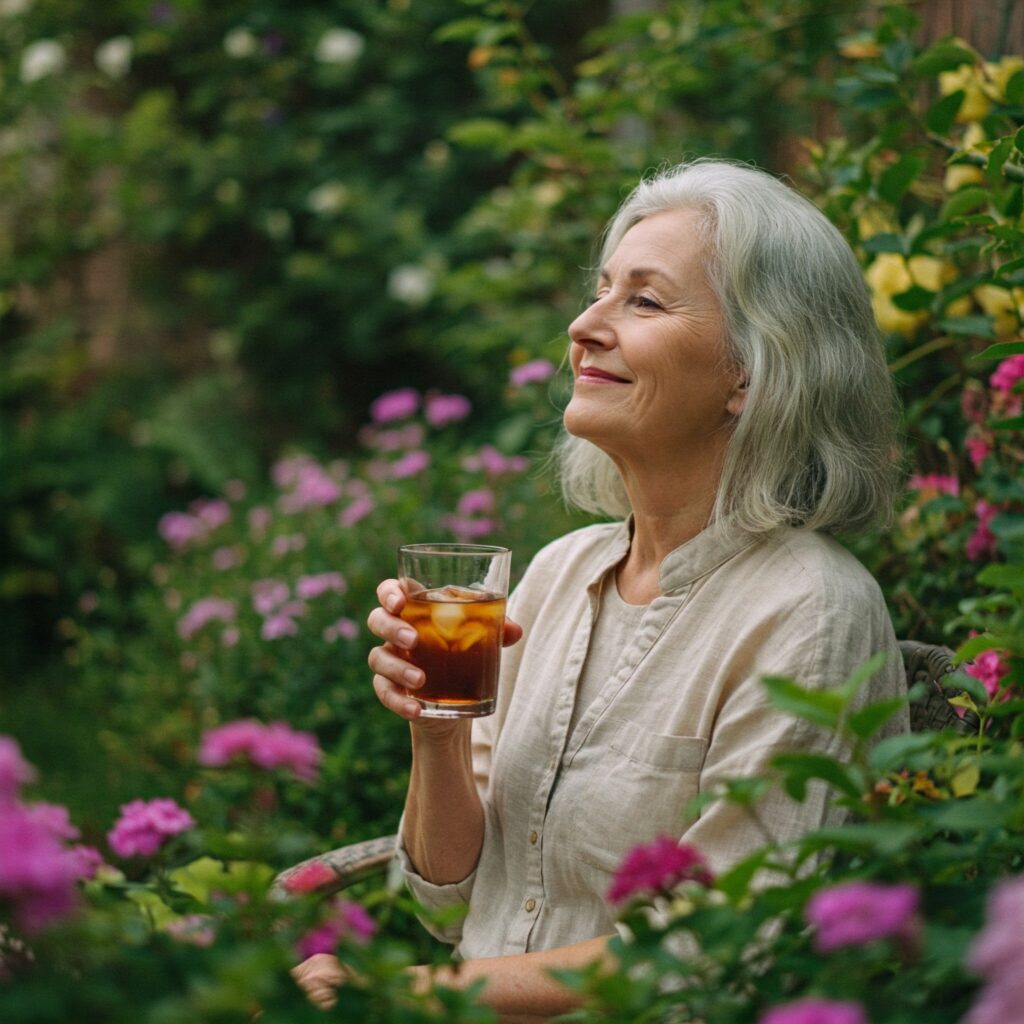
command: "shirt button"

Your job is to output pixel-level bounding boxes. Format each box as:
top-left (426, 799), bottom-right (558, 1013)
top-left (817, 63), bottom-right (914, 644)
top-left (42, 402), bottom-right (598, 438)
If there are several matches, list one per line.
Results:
top-left (525, 898), bottom-right (536, 912)
top-left (529, 831), bottom-right (538, 845)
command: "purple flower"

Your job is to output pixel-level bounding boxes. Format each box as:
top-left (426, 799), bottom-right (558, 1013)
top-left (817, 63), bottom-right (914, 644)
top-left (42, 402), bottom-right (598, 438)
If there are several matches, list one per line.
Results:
top-left (805, 880), bottom-right (919, 952)
top-left (510, 358), bottom-right (556, 387)
top-left (607, 836), bottom-right (712, 905)
top-left (370, 388), bottom-right (420, 424)
top-left (462, 445), bottom-right (528, 476)
top-left (323, 617), bottom-right (358, 642)
top-left (279, 461), bottom-right (342, 513)
top-left (424, 393), bottom-right (471, 427)
top-left (191, 498), bottom-right (231, 530)
top-left (23, 802), bottom-right (79, 842)
top-left (0, 737), bottom-right (36, 804)
top-left (199, 719), bottom-right (321, 783)
top-left (339, 495), bottom-right (374, 527)
top-left (965, 880), bottom-right (1024, 1024)
top-left (441, 515), bottom-right (495, 542)
top-left (248, 506), bottom-right (272, 536)
top-left (759, 998), bottom-right (868, 1024)
top-left (158, 511), bottom-right (205, 550)
top-left (0, 801), bottom-right (87, 934)
top-left (212, 546), bottom-right (240, 571)
top-left (296, 898), bottom-right (376, 959)
top-left (457, 488), bottom-right (495, 516)
top-left (107, 798), bottom-right (195, 859)
top-left (251, 578), bottom-right (290, 616)
top-left (295, 572), bottom-right (347, 600)
top-left (165, 914), bottom-right (216, 947)
top-left (261, 614), bottom-right (299, 640)
top-left (177, 597), bottom-right (237, 640)
top-left (391, 450), bottom-right (430, 479)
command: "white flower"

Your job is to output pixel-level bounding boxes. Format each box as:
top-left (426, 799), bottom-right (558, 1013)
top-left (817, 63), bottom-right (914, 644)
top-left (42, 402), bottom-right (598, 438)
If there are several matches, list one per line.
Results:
top-left (20, 39), bottom-right (65, 83)
top-left (315, 28), bottom-right (364, 65)
top-left (224, 27), bottom-right (258, 59)
top-left (0, 0), bottom-right (32, 16)
top-left (95, 36), bottom-right (133, 79)
top-left (387, 264), bottom-right (435, 306)
top-left (306, 181), bottom-right (350, 215)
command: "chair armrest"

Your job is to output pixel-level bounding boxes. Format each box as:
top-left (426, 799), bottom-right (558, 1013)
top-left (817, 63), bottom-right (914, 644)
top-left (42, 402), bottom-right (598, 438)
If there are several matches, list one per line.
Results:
top-left (272, 834), bottom-right (398, 900)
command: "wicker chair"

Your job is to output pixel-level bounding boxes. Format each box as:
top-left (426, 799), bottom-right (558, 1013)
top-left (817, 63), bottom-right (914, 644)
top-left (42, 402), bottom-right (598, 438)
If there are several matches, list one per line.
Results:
top-left (271, 640), bottom-right (973, 900)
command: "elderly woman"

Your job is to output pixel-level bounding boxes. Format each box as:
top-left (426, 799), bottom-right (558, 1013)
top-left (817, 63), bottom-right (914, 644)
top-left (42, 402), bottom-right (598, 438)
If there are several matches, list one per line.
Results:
top-left (295, 159), bottom-right (909, 1018)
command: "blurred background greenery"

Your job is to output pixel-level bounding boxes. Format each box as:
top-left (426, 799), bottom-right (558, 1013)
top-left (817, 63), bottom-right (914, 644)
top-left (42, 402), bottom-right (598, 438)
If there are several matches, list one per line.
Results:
top-left (2, 0), bottom-right (1023, 843)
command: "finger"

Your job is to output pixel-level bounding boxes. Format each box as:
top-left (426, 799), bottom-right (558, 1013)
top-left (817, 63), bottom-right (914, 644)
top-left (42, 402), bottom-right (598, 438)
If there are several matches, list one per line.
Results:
top-left (368, 644), bottom-right (424, 689)
top-left (366, 607), bottom-right (419, 649)
top-left (502, 618), bottom-right (524, 647)
top-left (373, 673), bottom-right (423, 719)
top-left (376, 578), bottom-right (407, 615)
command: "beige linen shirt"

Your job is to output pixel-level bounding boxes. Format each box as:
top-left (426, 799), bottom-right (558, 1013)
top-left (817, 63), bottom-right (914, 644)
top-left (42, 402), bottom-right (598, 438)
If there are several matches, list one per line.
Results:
top-left (398, 518), bottom-right (908, 959)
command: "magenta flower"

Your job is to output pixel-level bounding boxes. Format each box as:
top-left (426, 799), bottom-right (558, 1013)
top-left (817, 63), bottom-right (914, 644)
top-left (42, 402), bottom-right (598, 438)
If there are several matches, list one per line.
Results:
top-left (607, 836), bottom-right (712, 905)
top-left (261, 614), bottom-right (299, 640)
top-left (23, 801), bottom-right (79, 842)
top-left (805, 880), bottom-right (919, 953)
top-left (759, 998), bottom-right (868, 1024)
top-left (107, 798), bottom-right (195, 859)
top-left (281, 859), bottom-right (338, 895)
top-left (199, 719), bottom-right (321, 782)
top-left (391, 450), bottom-right (430, 479)
top-left (457, 488), bottom-right (496, 516)
top-left (338, 495), bottom-right (374, 527)
top-left (296, 898), bottom-right (376, 959)
top-left (510, 358), bottom-right (556, 387)
top-left (295, 572), bottom-right (347, 600)
top-left (0, 801), bottom-right (89, 934)
top-left (965, 649), bottom-right (1010, 700)
top-left (966, 500), bottom-right (998, 562)
top-left (965, 435), bottom-right (992, 470)
top-left (424, 392), bottom-right (472, 427)
top-left (279, 462), bottom-right (342, 513)
top-left (906, 473), bottom-right (959, 497)
top-left (177, 597), bottom-right (237, 640)
top-left (370, 388), bottom-right (420, 424)
top-left (462, 445), bottom-right (528, 475)
top-left (158, 511), bottom-right (206, 550)
top-left (0, 737), bottom-right (36, 804)
top-left (965, 876), bottom-right (1024, 1024)
top-left (441, 515), bottom-right (495, 542)
top-left (990, 354), bottom-right (1024, 395)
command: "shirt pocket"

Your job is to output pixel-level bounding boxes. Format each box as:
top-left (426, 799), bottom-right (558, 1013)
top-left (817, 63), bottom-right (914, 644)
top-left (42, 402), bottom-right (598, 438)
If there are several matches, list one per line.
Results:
top-left (569, 720), bottom-right (709, 876)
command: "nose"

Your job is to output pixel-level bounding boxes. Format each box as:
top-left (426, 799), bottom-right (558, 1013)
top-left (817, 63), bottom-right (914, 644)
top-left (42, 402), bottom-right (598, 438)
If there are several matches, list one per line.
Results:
top-left (567, 296), bottom-right (615, 350)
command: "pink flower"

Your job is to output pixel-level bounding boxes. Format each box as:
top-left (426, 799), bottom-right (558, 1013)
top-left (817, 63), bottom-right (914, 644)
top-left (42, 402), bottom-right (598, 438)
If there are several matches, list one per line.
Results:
top-left (221, 626), bottom-right (240, 648)
top-left (0, 737), bottom-right (36, 804)
top-left (805, 880), bottom-right (919, 952)
top-left (295, 572), bottom-right (347, 600)
top-left (441, 515), bottom-right (495, 541)
top-left (339, 495), bottom-right (374, 527)
top-left (191, 498), bottom-right (230, 530)
top-left (424, 393), bottom-right (471, 427)
top-left (261, 614), bottom-right (299, 640)
top-left (964, 876), bottom-right (1024, 1024)
top-left (67, 845), bottom-right (104, 880)
top-left (457, 488), bottom-right (495, 516)
top-left (367, 424), bottom-right (426, 452)
top-left (281, 860), bottom-right (338, 895)
top-left (759, 998), bottom-right (868, 1024)
top-left (323, 617), bottom-right (358, 643)
top-left (463, 445), bottom-right (528, 475)
top-left (199, 719), bottom-right (321, 782)
top-left (279, 462), bottom-right (342, 513)
top-left (990, 354), bottom-right (1024, 395)
top-left (907, 473), bottom-right (959, 498)
top-left (158, 511), bottom-right (205, 550)
top-left (248, 506), bottom-right (272, 536)
top-left (965, 435), bottom-right (993, 470)
top-left (965, 650), bottom-right (1010, 699)
top-left (607, 836), bottom-right (712, 905)
top-left (212, 546), bottom-right (240, 571)
top-left (23, 802), bottom-right (79, 842)
top-left (252, 578), bottom-right (290, 615)
top-left (165, 914), bottom-right (216, 947)
top-left (0, 801), bottom-right (88, 934)
top-left (296, 899), bottom-right (376, 959)
top-left (510, 358), bottom-right (556, 387)
top-left (370, 388), bottom-right (420, 424)
top-left (966, 500), bottom-right (998, 562)
top-left (391, 450), bottom-right (430, 479)
top-left (107, 798), bottom-right (195, 859)
top-left (177, 597), bottom-right (237, 640)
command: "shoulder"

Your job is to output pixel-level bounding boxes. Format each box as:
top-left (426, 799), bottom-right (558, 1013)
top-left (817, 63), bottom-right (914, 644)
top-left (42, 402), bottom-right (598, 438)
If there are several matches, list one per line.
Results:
top-left (528, 521), bottom-right (625, 569)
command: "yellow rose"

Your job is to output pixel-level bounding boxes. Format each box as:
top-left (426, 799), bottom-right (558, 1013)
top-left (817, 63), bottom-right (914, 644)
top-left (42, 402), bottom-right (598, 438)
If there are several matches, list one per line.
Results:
top-left (974, 283), bottom-right (1021, 337)
top-left (982, 56), bottom-right (1024, 100)
top-left (857, 207), bottom-right (897, 239)
top-left (865, 252), bottom-right (912, 295)
top-left (944, 163), bottom-right (985, 191)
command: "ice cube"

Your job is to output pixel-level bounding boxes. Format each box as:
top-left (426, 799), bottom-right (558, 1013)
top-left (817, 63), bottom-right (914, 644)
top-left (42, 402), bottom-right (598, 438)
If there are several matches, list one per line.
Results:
top-left (430, 598), bottom-right (467, 641)
top-left (455, 622), bottom-right (489, 651)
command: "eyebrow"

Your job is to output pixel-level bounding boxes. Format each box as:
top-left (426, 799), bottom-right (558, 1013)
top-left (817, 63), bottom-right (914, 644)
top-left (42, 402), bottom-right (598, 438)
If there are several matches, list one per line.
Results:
top-left (597, 266), bottom-right (674, 286)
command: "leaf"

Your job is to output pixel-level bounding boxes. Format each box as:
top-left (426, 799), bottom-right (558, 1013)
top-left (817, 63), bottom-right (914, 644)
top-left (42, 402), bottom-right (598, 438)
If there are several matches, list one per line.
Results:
top-left (802, 821), bottom-right (919, 855)
top-left (1007, 70), bottom-right (1024, 106)
top-left (714, 848), bottom-right (772, 903)
top-left (990, 512), bottom-right (1024, 540)
top-left (936, 315), bottom-right (996, 338)
top-left (868, 731), bottom-right (937, 772)
top-left (446, 118), bottom-right (513, 150)
top-left (846, 695), bottom-right (910, 740)
top-left (879, 154), bottom-right (926, 204)
top-left (926, 90), bottom-right (965, 133)
top-left (941, 187), bottom-right (990, 219)
top-left (950, 763), bottom-right (981, 797)
top-left (839, 652), bottom-right (892, 702)
top-left (891, 283), bottom-right (934, 311)
top-left (972, 340), bottom-right (1024, 360)
top-left (991, 414), bottom-right (1024, 430)
top-left (771, 753), bottom-right (862, 800)
top-left (977, 564), bottom-right (1024, 591)
top-left (923, 798), bottom-right (1014, 830)
top-left (762, 676), bottom-right (844, 729)
top-left (911, 40), bottom-right (977, 77)
top-left (863, 232), bottom-right (907, 255)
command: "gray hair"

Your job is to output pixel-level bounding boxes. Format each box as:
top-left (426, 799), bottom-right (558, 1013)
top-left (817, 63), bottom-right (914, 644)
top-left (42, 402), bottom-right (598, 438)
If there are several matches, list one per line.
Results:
top-left (555, 158), bottom-right (900, 535)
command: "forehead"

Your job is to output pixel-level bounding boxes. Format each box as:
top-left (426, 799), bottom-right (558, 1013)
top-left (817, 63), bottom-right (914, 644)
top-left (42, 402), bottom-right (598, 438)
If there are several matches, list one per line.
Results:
top-left (603, 208), bottom-right (707, 279)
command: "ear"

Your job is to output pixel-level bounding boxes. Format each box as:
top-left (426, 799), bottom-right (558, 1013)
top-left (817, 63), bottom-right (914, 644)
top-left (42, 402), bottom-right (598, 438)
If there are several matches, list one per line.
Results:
top-left (726, 375), bottom-right (749, 417)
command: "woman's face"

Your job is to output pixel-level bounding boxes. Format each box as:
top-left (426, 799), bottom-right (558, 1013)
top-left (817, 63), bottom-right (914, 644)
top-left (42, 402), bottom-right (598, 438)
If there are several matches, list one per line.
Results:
top-left (563, 208), bottom-right (745, 469)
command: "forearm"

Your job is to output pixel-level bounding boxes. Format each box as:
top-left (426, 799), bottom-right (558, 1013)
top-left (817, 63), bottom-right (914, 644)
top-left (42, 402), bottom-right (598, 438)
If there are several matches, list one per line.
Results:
top-left (413, 934), bottom-right (615, 1022)
top-left (402, 720), bottom-right (484, 884)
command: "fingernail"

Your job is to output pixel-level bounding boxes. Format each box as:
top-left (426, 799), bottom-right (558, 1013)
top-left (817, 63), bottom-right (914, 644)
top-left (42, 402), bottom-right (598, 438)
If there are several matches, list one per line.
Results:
top-left (386, 595), bottom-right (400, 612)
top-left (404, 668), bottom-right (421, 687)
top-left (397, 627), bottom-right (417, 647)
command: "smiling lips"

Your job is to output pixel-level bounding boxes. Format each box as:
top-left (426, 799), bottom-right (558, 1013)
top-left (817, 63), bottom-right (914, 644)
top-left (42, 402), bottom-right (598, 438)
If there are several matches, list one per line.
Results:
top-left (578, 366), bottom-right (630, 384)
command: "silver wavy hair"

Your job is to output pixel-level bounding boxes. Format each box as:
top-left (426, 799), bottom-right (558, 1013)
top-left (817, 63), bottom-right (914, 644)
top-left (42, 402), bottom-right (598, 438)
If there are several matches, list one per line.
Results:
top-left (555, 158), bottom-right (900, 535)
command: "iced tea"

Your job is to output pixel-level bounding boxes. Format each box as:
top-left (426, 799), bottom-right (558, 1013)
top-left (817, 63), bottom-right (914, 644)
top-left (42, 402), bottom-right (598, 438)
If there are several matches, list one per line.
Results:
top-left (400, 585), bottom-right (506, 717)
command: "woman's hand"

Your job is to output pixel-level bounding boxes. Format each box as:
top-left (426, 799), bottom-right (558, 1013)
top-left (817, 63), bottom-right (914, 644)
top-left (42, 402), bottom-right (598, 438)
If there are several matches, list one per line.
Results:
top-left (291, 953), bottom-right (348, 1010)
top-left (366, 579), bottom-right (523, 721)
